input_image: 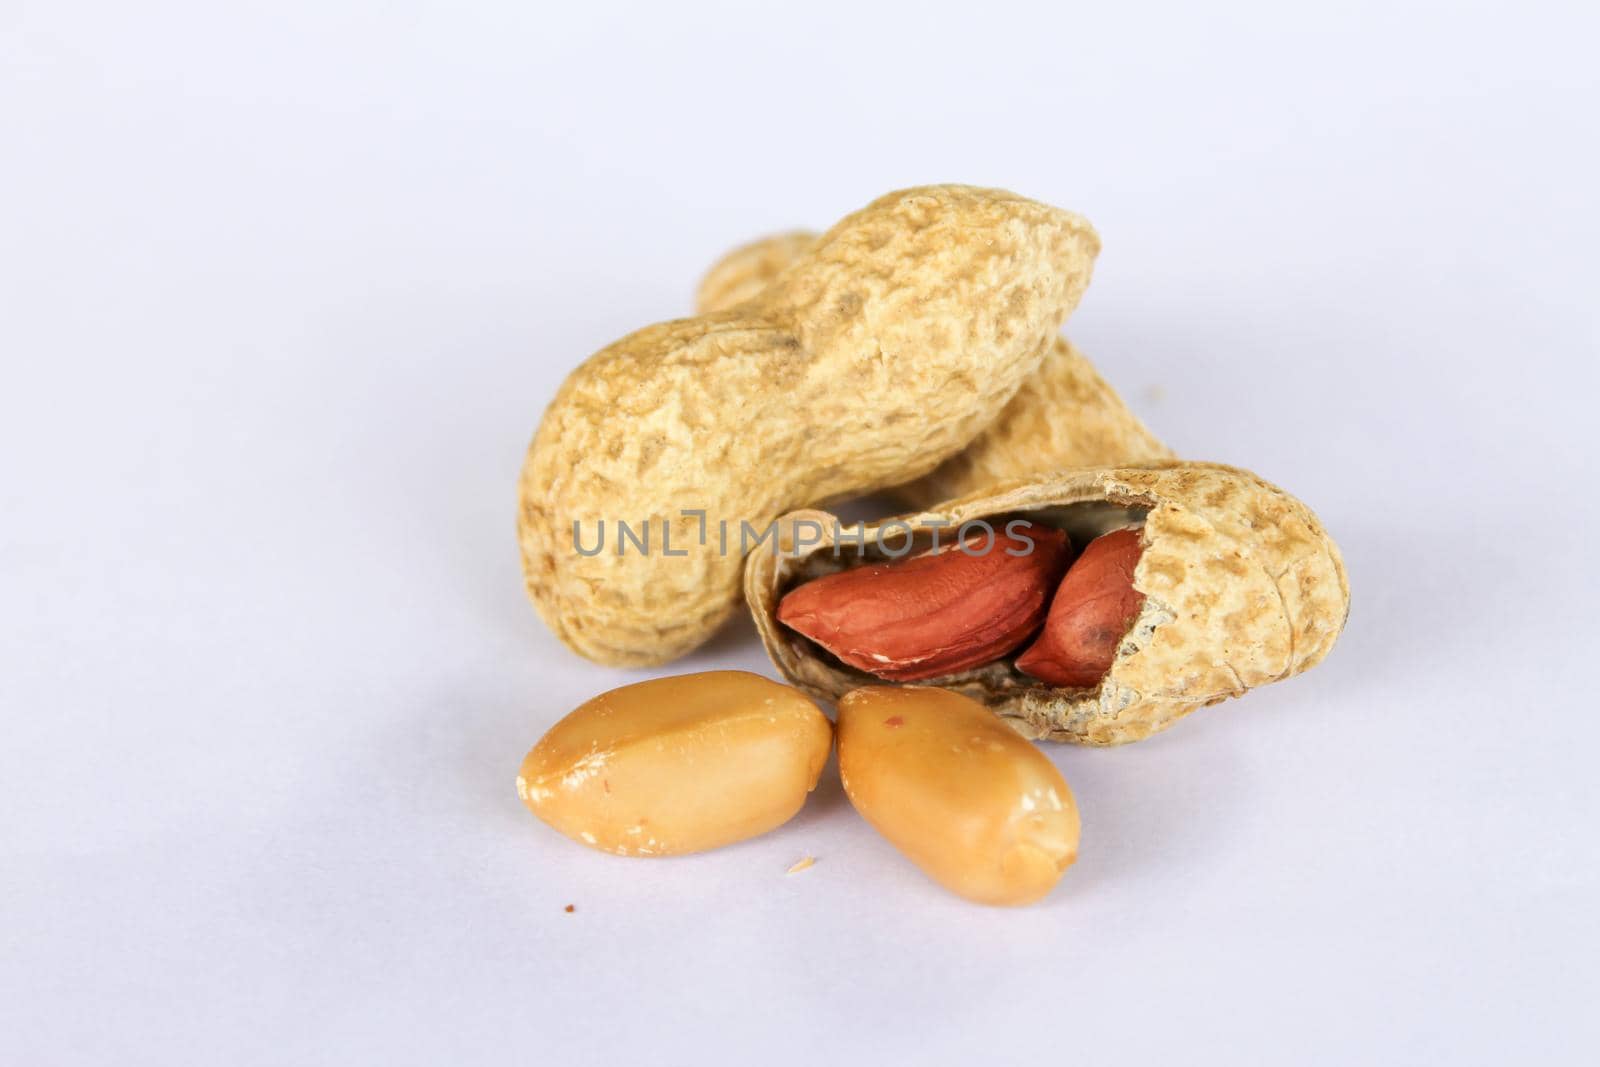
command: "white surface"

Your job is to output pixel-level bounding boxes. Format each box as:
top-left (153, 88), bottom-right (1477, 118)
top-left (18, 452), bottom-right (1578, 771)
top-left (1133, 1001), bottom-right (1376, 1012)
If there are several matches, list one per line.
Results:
top-left (3, 2), bottom-right (1598, 1063)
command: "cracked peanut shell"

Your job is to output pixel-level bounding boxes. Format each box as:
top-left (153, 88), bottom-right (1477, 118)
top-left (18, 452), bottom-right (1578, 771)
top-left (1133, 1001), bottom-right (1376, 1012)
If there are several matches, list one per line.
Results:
top-left (745, 461), bottom-right (1350, 745)
top-left (520, 185), bottom-right (1100, 666)
top-left (697, 231), bottom-right (1173, 510)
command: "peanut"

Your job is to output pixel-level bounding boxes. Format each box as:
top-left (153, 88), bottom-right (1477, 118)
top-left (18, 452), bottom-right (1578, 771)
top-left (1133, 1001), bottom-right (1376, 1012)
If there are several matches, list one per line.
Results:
top-left (1015, 527), bottom-right (1146, 687)
top-left (696, 233), bottom-right (1172, 509)
top-left (836, 686), bottom-right (1080, 906)
top-left (694, 230), bottom-right (815, 312)
top-left (776, 521), bottom-right (1070, 681)
top-left (746, 463), bottom-right (1350, 745)
top-left (519, 186), bottom-right (1099, 667)
top-left (516, 671), bottom-right (832, 856)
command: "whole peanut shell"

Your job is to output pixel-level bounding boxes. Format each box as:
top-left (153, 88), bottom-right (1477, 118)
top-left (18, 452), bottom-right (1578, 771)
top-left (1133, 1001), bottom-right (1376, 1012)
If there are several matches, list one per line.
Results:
top-left (746, 461), bottom-right (1350, 745)
top-left (521, 186), bottom-right (1100, 666)
top-left (697, 231), bottom-right (1173, 509)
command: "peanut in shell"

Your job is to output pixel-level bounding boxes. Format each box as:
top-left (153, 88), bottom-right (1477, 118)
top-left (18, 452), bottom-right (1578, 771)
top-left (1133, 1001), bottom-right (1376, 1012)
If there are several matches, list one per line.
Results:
top-left (745, 462), bottom-right (1350, 745)
top-left (697, 231), bottom-right (1173, 510)
top-left (520, 186), bottom-right (1100, 666)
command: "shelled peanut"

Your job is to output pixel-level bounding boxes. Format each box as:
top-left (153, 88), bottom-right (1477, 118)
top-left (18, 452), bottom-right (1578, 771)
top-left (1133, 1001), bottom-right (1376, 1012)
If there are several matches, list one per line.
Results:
top-left (517, 671), bottom-right (831, 856)
top-left (517, 670), bottom-right (1082, 906)
top-left (837, 686), bottom-right (1080, 906)
top-left (776, 521), bottom-right (1070, 681)
top-left (777, 521), bottom-right (1146, 691)
top-left (1013, 527), bottom-right (1145, 686)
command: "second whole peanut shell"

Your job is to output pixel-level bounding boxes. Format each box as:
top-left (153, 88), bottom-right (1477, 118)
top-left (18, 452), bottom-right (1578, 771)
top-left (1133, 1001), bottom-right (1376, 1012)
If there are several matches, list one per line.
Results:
top-left (696, 231), bottom-right (1173, 509)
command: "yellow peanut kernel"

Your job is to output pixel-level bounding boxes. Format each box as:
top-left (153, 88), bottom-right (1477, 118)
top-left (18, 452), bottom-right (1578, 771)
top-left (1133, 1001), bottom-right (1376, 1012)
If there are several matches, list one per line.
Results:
top-left (517, 671), bottom-right (832, 857)
top-left (837, 686), bottom-right (1080, 906)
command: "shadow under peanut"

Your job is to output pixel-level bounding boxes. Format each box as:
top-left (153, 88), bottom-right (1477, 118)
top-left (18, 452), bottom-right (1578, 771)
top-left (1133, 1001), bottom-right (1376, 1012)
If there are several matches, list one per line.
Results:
top-left (1039, 722), bottom-right (1252, 907)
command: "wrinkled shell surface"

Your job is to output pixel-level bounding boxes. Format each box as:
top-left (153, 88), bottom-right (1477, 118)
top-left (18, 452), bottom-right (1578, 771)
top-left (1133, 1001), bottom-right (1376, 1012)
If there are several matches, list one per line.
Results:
top-left (898, 337), bottom-right (1173, 508)
top-left (746, 462), bottom-right (1350, 745)
top-left (695, 230), bottom-right (817, 313)
top-left (697, 232), bottom-right (1172, 509)
top-left (521, 186), bottom-right (1100, 665)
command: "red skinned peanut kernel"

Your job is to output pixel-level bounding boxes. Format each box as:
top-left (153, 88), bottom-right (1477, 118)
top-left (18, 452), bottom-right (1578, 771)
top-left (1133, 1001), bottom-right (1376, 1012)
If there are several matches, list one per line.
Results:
top-left (1015, 527), bottom-right (1145, 687)
top-left (777, 522), bottom-right (1071, 682)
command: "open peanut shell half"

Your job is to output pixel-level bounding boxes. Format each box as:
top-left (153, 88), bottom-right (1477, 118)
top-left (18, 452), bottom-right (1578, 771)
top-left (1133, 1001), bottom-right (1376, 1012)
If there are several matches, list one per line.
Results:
top-left (744, 461), bottom-right (1349, 745)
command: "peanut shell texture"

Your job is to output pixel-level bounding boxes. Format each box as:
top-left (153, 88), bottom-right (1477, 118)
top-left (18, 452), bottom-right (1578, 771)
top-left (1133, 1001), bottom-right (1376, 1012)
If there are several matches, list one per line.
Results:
top-left (520, 185), bottom-right (1099, 666)
top-left (697, 230), bottom-right (1173, 508)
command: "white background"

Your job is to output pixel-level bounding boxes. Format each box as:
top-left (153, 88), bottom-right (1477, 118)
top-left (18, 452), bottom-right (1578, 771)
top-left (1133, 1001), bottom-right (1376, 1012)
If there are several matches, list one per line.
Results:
top-left (3, 2), bottom-right (1597, 1063)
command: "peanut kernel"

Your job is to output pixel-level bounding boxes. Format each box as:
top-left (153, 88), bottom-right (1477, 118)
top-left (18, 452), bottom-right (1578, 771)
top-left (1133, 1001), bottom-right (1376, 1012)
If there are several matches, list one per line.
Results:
top-left (837, 686), bottom-right (1080, 906)
top-left (518, 671), bottom-right (832, 857)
